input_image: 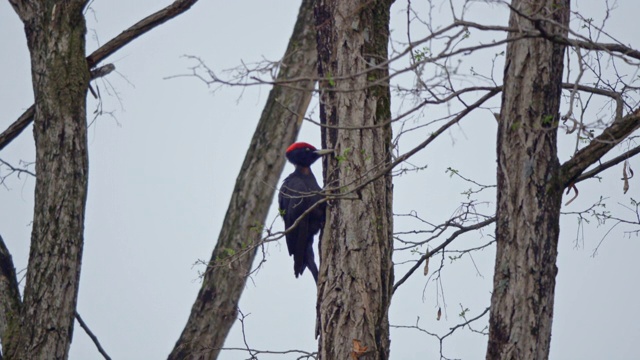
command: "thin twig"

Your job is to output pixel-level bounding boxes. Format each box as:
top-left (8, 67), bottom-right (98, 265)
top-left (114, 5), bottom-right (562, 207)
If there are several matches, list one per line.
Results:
top-left (1, 0), bottom-right (200, 151)
top-left (393, 216), bottom-right (496, 293)
top-left (75, 311), bottom-right (112, 360)
top-left (0, 63), bottom-right (115, 152)
top-left (575, 144), bottom-right (640, 183)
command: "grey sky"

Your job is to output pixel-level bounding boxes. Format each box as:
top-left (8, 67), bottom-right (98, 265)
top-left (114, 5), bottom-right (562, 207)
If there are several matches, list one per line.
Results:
top-left (1, 1), bottom-right (639, 359)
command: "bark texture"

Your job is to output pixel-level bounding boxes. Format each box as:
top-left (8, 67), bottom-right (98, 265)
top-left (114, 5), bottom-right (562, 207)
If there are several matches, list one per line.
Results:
top-left (487, 1), bottom-right (570, 359)
top-left (6, 1), bottom-right (90, 359)
top-left (0, 235), bottom-right (22, 359)
top-left (167, 1), bottom-right (317, 359)
top-left (315, 1), bottom-right (394, 359)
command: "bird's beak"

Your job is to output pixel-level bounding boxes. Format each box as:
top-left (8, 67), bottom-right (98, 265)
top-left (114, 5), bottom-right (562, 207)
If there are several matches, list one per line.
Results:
top-left (314, 149), bottom-right (334, 156)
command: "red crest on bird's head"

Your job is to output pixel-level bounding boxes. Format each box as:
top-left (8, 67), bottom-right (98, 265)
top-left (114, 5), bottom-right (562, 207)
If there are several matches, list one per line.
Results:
top-left (286, 142), bottom-right (317, 153)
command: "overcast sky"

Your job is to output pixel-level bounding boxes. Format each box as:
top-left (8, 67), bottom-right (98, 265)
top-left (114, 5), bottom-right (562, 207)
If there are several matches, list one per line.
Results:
top-left (1, 1), bottom-right (639, 359)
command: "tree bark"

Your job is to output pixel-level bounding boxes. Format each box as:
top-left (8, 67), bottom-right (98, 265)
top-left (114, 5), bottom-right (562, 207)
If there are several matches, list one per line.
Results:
top-left (487, 1), bottom-right (570, 359)
top-left (167, 1), bottom-right (317, 359)
top-left (5, 1), bottom-right (90, 359)
top-left (315, 1), bottom-right (394, 359)
top-left (0, 235), bottom-right (22, 359)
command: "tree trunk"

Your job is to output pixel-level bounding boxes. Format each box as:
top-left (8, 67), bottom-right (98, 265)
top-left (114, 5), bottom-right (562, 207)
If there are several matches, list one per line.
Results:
top-left (5, 1), bottom-right (90, 359)
top-left (315, 1), bottom-right (394, 359)
top-left (487, 1), bottom-right (570, 359)
top-left (0, 235), bottom-right (22, 359)
top-left (167, 1), bottom-right (317, 359)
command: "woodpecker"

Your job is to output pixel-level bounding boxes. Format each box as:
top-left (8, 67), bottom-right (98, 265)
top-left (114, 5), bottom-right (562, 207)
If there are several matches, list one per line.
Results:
top-left (278, 142), bottom-right (333, 283)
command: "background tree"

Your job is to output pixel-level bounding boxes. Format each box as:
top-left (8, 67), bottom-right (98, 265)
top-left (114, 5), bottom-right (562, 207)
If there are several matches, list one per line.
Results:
top-left (0, 0), bottom-right (201, 358)
top-left (488, 1), bottom-right (640, 358)
top-left (168, 0), bottom-right (318, 358)
top-left (4, 1), bottom-right (90, 358)
top-left (488, 1), bottom-right (570, 358)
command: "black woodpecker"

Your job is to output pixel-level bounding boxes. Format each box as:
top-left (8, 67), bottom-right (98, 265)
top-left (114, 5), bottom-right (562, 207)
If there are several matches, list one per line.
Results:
top-left (278, 142), bottom-right (333, 283)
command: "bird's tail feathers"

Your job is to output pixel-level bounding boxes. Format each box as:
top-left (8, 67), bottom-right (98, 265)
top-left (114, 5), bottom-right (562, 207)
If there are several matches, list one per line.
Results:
top-left (293, 255), bottom-right (306, 277)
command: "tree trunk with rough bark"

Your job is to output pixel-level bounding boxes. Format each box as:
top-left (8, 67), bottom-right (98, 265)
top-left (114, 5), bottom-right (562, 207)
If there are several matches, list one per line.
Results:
top-left (5, 1), bottom-right (90, 359)
top-left (487, 1), bottom-right (570, 359)
top-left (314, 1), bottom-right (394, 359)
top-left (167, 1), bottom-right (317, 359)
top-left (0, 235), bottom-right (21, 359)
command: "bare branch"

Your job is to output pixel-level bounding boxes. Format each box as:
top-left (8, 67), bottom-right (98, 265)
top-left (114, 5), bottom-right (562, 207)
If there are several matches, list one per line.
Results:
top-left (560, 108), bottom-right (640, 187)
top-left (351, 88), bottom-right (502, 195)
top-left (0, 158), bottom-right (35, 183)
top-left (0, 106), bottom-right (34, 153)
top-left (75, 312), bottom-right (112, 360)
top-left (391, 306), bottom-right (490, 360)
top-left (575, 144), bottom-right (640, 184)
top-left (393, 216), bottom-right (496, 293)
top-left (456, 18), bottom-right (640, 61)
top-left (0, 63), bottom-right (115, 152)
top-left (2, 0), bottom-right (198, 151)
top-left (86, 0), bottom-right (199, 67)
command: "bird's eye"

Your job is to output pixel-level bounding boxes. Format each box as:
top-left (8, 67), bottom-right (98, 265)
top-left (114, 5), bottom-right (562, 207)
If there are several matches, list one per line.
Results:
top-left (306, 148), bottom-right (310, 151)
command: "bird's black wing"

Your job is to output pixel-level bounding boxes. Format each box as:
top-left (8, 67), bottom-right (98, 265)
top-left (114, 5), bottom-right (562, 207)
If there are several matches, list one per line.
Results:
top-left (279, 175), bottom-right (315, 277)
